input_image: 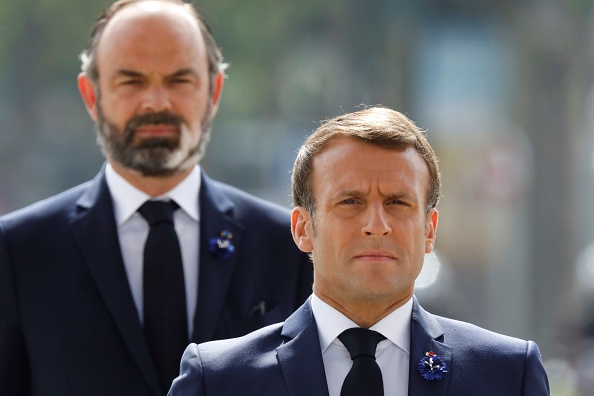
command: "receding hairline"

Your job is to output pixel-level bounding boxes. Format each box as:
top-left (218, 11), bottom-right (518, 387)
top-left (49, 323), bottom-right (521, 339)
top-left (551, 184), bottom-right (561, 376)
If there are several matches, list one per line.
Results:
top-left (94, 1), bottom-right (204, 63)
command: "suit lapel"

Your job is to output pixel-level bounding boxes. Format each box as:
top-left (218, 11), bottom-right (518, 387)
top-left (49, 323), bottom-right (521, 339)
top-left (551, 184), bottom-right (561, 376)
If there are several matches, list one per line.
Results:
top-left (192, 173), bottom-right (243, 343)
top-left (275, 297), bottom-right (452, 396)
top-left (277, 299), bottom-right (329, 396)
top-left (70, 169), bottom-right (161, 396)
top-left (407, 297), bottom-right (452, 396)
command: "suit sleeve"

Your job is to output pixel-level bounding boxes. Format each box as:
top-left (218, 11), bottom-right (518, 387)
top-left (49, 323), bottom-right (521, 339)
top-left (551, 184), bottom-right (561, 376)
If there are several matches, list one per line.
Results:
top-left (0, 225), bottom-right (31, 395)
top-left (168, 343), bottom-right (206, 396)
top-left (522, 340), bottom-right (550, 395)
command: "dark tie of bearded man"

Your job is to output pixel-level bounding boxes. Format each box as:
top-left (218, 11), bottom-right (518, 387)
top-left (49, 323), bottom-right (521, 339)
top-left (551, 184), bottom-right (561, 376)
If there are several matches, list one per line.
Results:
top-left (138, 200), bottom-right (188, 394)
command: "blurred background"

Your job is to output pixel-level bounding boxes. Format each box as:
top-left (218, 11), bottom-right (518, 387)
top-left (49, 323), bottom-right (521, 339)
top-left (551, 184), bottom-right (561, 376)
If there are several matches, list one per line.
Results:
top-left (2, 0), bottom-right (594, 393)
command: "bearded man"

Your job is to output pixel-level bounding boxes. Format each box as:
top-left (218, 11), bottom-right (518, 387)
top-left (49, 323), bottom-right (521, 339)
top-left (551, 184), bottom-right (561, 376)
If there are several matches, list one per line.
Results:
top-left (0, 1), bottom-right (312, 395)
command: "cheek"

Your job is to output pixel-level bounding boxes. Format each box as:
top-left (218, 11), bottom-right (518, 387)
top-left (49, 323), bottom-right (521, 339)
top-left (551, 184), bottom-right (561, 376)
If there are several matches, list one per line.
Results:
top-left (182, 91), bottom-right (210, 119)
top-left (100, 95), bottom-right (136, 126)
top-left (311, 236), bottom-right (338, 271)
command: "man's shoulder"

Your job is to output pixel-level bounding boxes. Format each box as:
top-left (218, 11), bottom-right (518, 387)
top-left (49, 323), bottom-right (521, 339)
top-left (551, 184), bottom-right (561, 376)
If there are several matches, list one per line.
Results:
top-left (171, 322), bottom-right (290, 394)
top-left (198, 321), bottom-right (285, 365)
top-left (415, 307), bottom-right (549, 393)
top-left (206, 177), bottom-right (292, 219)
top-left (0, 181), bottom-right (91, 229)
top-left (433, 313), bottom-right (535, 353)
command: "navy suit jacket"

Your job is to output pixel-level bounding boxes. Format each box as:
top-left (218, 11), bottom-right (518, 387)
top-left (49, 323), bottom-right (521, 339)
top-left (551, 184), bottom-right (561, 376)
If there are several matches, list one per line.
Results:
top-left (0, 168), bottom-right (313, 396)
top-left (169, 297), bottom-right (550, 396)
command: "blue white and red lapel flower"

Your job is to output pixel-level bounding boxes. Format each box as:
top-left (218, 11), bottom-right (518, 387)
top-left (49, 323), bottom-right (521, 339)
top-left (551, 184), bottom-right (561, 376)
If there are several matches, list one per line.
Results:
top-left (208, 230), bottom-right (235, 259)
top-left (418, 351), bottom-right (447, 381)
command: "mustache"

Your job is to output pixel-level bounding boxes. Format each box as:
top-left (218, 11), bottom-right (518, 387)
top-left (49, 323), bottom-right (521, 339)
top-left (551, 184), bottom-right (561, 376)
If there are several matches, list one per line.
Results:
top-left (126, 111), bottom-right (184, 133)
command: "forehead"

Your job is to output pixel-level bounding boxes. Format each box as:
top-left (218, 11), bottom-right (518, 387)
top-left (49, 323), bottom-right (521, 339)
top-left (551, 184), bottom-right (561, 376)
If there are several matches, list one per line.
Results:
top-left (96, 2), bottom-right (206, 72)
top-left (312, 138), bottom-right (430, 198)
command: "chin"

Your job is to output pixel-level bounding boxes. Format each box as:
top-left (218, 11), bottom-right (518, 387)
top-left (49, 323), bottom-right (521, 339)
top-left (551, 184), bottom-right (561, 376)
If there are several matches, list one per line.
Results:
top-left (354, 284), bottom-right (401, 300)
top-left (134, 145), bottom-right (200, 177)
top-left (355, 277), bottom-right (412, 299)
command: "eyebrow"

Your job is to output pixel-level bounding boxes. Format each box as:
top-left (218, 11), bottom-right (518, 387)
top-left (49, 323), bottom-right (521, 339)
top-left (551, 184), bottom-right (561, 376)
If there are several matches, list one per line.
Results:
top-left (334, 190), bottom-right (362, 198)
top-left (112, 68), bottom-right (199, 79)
top-left (385, 192), bottom-right (416, 201)
top-left (169, 68), bottom-right (198, 78)
top-left (113, 69), bottom-right (144, 79)
top-left (333, 190), bottom-right (417, 201)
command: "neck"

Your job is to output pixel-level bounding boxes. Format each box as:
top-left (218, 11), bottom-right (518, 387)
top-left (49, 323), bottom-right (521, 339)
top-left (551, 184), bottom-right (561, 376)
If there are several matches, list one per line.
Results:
top-left (313, 286), bottom-right (412, 328)
top-left (109, 161), bottom-right (194, 197)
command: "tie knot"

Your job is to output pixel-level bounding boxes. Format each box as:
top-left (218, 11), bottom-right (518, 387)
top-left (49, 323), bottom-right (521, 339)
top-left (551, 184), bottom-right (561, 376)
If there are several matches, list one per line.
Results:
top-left (138, 200), bottom-right (179, 226)
top-left (338, 328), bottom-right (386, 360)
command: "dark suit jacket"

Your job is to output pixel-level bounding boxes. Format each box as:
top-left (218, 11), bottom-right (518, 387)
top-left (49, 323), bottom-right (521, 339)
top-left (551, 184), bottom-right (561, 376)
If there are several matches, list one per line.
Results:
top-left (169, 296), bottom-right (550, 396)
top-left (0, 168), bottom-right (313, 396)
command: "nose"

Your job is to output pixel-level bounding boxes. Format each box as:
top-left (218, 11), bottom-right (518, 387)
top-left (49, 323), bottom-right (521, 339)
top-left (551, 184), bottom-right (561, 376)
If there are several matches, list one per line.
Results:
top-left (361, 204), bottom-right (392, 236)
top-left (141, 84), bottom-right (171, 113)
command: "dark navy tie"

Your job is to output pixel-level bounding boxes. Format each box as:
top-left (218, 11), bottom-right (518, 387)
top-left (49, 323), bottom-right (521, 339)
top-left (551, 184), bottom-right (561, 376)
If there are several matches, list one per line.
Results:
top-left (338, 327), bottom-right (386, 396)
top-left (138, 200), bottom-right (188, 394)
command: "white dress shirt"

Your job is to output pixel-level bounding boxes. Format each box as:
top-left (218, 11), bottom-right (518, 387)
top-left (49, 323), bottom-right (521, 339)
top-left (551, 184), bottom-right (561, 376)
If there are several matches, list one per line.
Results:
top-left (105, 163), bottom-right (200, 337)
top-left (311, 294), bottom-right (412, 396)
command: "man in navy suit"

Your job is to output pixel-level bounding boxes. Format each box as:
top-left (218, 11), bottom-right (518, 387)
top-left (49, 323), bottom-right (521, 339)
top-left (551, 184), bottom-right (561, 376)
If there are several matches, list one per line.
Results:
top-left (169, 107), bottom-right (550, 395)
top-left (0, 1), bottom-right (312, 395)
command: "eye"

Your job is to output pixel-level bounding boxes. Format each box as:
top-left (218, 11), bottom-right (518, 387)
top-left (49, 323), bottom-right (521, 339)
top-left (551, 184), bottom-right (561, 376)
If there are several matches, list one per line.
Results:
top-left (168, 74), bottom-right (197, 86)
top-left (388, 199), bottom-right (409, 206)
top-left (340, 198), bottom-right (359, 205)
top-left (119, 79), bottom-right (142, 86)
top-left (172, 78), bottom-right (192, 84)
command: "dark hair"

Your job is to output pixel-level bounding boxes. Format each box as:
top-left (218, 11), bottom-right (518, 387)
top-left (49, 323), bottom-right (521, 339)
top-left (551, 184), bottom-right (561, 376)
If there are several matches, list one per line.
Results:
top-left (79, 0), bottom-right (227, 93)
top-left (292, 106), bottom-right (441, 217)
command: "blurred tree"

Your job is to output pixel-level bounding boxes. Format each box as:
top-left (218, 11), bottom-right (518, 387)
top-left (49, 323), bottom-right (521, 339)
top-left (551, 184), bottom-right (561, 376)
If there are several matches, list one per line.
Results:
top-left (0, 0), bottom-right (111, 137)
top-left (0, 1), bottom-right (112, 208)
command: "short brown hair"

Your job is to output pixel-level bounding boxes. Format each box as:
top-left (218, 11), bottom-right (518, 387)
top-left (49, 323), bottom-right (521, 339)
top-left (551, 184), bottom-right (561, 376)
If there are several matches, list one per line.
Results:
top-left (292, 106), bottom-right (441, 217)
top-left (79, 0), bottom-right (227, 93)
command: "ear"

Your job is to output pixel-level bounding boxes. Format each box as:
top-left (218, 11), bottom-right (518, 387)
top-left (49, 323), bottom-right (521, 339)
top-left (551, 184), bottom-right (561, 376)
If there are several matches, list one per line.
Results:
top-left (291, 207), bottom-right (313, 253)
top-left (208, 71), bottom-right (224, 118)
top-left (78, 72), bottom-right (99, 122)
top-left (424, 208), bottom-right (438, 253)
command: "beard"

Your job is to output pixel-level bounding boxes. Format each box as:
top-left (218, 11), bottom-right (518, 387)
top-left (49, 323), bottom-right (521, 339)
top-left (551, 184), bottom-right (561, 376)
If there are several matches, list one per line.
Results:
top-left (95, 99), bottom-right (213, 177)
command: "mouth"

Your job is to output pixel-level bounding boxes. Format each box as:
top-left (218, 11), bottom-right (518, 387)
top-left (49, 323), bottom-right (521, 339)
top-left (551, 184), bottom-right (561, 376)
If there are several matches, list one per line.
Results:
top-left (125, 111), bottom-right (184, 141)
top-left (135, 124), bottom-right (179, 138)
top-left (353, 251), bottom-right (396, 262)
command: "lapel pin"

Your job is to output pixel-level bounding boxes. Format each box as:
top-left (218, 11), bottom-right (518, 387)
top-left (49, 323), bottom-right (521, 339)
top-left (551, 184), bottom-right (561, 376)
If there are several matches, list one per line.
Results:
top-left (418, 351), bottom-right (447, 381)
top-left (208, 230), bottom-right (235, 259)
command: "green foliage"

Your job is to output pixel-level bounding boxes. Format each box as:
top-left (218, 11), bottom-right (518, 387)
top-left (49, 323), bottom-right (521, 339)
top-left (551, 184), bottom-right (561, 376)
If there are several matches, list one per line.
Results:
top-left (0, 0), bottom-right (112, 84)
top-left (0, 1), bottom-right (28, 77)
top-left (196, 0), bottom-right (350, 118)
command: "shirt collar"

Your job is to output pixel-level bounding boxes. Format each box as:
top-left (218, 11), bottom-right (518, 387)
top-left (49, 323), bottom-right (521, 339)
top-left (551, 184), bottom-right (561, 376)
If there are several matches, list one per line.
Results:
top-left (105, 163), bottom-right (201, 225)
top-left (311, 293), bottom-right (412, 355)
